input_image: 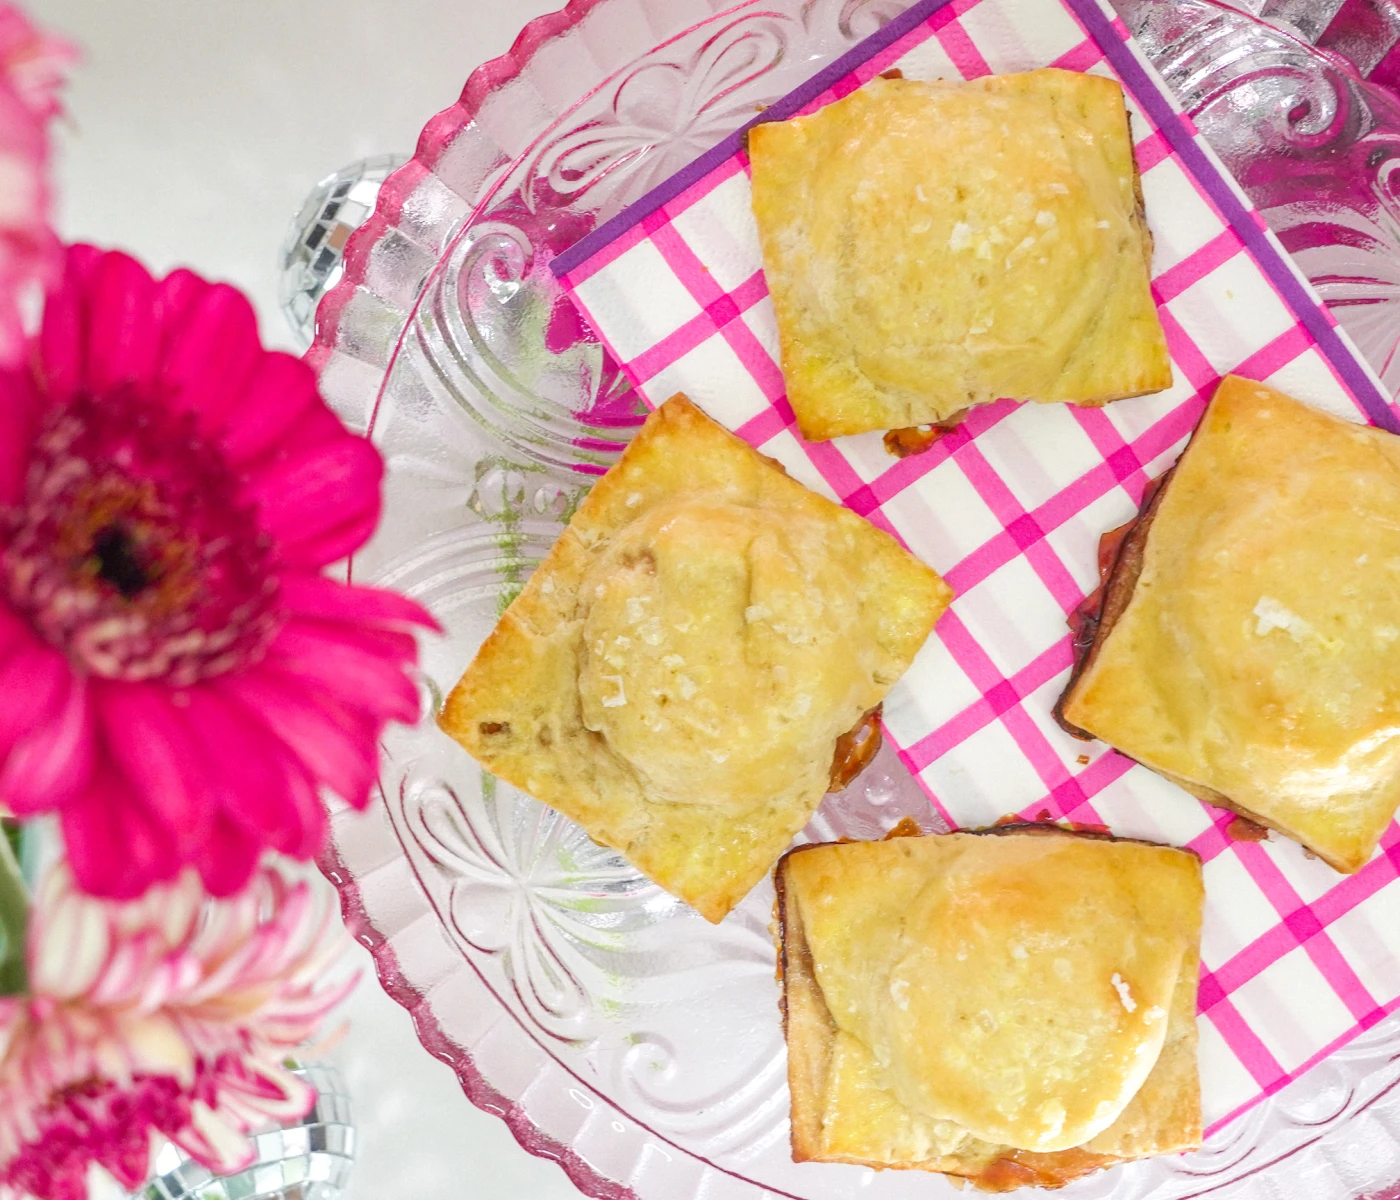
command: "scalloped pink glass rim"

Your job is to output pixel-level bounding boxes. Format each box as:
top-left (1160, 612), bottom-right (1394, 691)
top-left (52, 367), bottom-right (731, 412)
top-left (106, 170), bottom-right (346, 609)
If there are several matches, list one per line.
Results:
top-left (310, 4), bottom-right (640, 1194)
top-left (313, 9), bottom-right (649, 1194)
top-left (326, 863), bottom-right (635, 1200)
top-left (302, 0), bottom-right (607, 382)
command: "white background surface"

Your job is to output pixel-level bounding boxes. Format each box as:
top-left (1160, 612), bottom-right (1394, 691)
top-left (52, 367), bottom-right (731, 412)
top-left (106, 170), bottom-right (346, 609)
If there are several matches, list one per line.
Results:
top-left (41, 1), bottom-right (587, 1196)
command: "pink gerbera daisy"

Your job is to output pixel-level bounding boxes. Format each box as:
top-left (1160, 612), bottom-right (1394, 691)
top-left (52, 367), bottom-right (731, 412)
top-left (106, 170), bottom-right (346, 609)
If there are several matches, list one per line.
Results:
top-left (0, 861), bottom-right (350, 1200)
top-left (0, 244), bottom-right (436, 898)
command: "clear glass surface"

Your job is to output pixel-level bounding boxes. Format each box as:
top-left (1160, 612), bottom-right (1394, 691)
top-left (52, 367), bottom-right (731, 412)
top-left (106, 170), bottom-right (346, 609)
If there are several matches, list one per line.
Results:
top-left (310, 1), bottom-right (1400, 1196)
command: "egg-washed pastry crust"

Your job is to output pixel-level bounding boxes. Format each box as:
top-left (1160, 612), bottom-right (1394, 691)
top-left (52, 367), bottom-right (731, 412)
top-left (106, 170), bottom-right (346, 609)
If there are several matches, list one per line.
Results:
top-left (775, 825), bottom-right (1203, 1190)
top-left (749, 69), bottom-right (1171, 442)
top-left (1058, 376), bottom-right (1400, 873)
top-left (439, 394), bottom-right (952, 923)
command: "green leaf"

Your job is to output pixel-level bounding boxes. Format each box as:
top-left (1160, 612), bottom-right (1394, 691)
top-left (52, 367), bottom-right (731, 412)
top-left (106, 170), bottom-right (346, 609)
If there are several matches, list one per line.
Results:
top-left (0, 820), bottom-right (29, 996)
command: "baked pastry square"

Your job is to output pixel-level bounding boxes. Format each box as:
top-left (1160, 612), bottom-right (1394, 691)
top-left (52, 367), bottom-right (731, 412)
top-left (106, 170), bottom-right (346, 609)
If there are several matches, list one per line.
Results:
top-left (776, 827), bottom-right (1204, 1189)
top-left (749, 69), bottom-right (1171, 441)
top-left (439, 395), bottom-right (952, 922)
top-left (1060, 376), bottom-right (1400, 872)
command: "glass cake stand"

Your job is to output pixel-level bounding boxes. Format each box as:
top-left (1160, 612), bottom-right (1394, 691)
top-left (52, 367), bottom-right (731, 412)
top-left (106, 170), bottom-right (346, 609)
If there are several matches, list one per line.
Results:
top-left (308, 1), bottom-right (1400, 1196)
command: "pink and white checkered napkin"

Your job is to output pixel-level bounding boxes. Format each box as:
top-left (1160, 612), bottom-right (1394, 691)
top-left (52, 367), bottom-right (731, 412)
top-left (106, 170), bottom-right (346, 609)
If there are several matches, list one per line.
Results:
top-left (553, 0), bottom-right (1400, 1137)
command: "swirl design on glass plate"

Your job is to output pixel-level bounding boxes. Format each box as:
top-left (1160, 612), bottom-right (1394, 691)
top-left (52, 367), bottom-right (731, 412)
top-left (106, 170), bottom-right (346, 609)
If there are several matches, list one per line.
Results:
top-left (412, 222), bottom-right (640, 477)
top-left (1124, 0), bottom-right (1400, 413)
top-left (403, 773), bottom-right (666, 1042)
top-left (1271, 150), bottom-right (1400, 400)
top-left (392, 753), bottom-right (794, 1155)
top-left (838, 0), bottom-right (916, 39)
top-left (524, 10), bottom-right (794, 211)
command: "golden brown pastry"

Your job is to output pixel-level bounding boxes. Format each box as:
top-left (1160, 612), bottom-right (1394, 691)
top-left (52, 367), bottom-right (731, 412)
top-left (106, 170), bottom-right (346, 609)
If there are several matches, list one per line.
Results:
top-left (439, 395), bottom-right (952, 922)
top-left (1059, 376), bottom-right (1400, 873)
top-left (749, 69), bottom-right (1171, 441)
top-left (776, 826), bottom-right (1204, 1189)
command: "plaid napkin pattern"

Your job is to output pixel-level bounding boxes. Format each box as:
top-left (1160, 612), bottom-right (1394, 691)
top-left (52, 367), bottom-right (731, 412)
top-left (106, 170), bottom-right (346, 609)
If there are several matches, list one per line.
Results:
top-left (554, 0), bottom-right (1400, 1134)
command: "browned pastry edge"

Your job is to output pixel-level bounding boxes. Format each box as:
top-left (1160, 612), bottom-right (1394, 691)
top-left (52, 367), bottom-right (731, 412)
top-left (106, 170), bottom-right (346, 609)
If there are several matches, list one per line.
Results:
top-left (1052, 467), bottom-right (1175, 742)
top-left (1126, 105), bottom-right (1154, 278)
top-left (981, 820), bottom-right (1201, 854)
top-left (772, 823), bottom-right (1197, 1190)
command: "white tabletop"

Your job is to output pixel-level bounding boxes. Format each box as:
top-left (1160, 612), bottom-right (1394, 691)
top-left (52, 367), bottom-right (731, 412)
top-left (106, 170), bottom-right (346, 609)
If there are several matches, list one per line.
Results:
top-left (44, 1), bottom-right (587, 1196)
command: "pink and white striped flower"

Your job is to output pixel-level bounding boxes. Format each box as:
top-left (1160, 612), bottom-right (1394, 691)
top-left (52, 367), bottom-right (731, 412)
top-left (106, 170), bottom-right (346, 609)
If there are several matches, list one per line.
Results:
top-left (0, 861), bottom-right (351, 1200)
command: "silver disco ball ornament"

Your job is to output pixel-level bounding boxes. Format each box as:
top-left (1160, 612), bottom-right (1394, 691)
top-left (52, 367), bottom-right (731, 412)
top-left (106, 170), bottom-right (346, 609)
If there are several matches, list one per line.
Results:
top-left (278, 154), bottom-right (406, 348)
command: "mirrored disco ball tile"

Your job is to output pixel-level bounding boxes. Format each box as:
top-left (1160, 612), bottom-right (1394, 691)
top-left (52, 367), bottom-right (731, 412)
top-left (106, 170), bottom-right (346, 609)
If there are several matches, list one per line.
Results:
top-left (278, 154), bottom-right (408, 348)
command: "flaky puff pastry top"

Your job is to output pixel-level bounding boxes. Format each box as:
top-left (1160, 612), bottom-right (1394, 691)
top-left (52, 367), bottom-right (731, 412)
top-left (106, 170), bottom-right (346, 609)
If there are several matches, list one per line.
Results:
top-left (784, 833), bottom-right (1204, 1153)
top-left (439, 395), bottom-right (951, 921)
top-left (1063, 377), bottom-right (1400, 872)
top-left (749, 70), bottom-right (1170, 440)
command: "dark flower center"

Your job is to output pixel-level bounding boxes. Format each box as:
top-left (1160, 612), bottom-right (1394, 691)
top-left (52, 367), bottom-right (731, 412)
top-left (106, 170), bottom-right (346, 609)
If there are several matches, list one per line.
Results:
top-left (92, 523), bottom-right (151, 598)
top-left (1, 389), bottom-right (282, 685)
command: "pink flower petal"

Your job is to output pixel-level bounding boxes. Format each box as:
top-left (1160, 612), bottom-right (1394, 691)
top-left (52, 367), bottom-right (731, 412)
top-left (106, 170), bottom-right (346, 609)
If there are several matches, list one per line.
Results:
top-left (0, 668), bottom-right (93, 815)
top-left (27, 884), bottom-right (111, 999)
top-left (0, 72), bottom-right (53, 172)
top-left (36, 243), bottom-right (102, 400)
top-left (149, 265), bottom-right (213, 365)
top-left (0, 275), bottom-right (36, 366)
top-left (0, 17), bottom-right (68, 371)
top-left (179, 686), bottom-right (314, 861)
top-left (92, 681), bottom-right (214, 845)
top-left (0, 635), bottom-right (69, 758)
top-left (0, 6), bottom-right (78, 121)
top-left (82, 249), bottom-right (161, 396)
top-left (174, 1102), bottom-right (257, 1176)
top-left (217, 1058), bottom-right (315, 1123)
top-left (337, 622), bottom-right (421, 664)
top-left (134, 948), bottom-right (204, 1013)
top-left (244, 434), bottom-right (383, 568)
top-left (244, 879), bottom-right (317, 978)
top-left (244, 396), bottom-right (347, 467)
top-left (156, 282), bottom-right (263, 440)
top-left (60, 767), bottom-right (177, 899)
top-left (84, 929), bottom-right (166, 1007)
top-left (275, 753), bottom-right (327, 859)
top-left (218, 671), bottom-right (379, 809)
top-left (217, 351), bottom-right (322, 467)
top-left (279, 572), bottom-right (440, 632)
top-left (267, 619), bottom-right (420, 724)
top-left (0, 365), bottom-right (39, 505)
top-left (282, 503), bottom-right (382, 571)
top-left (195, 813), bottom-right (262, 898)
top-left (103, 1124), bottom-right (159, 1191)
